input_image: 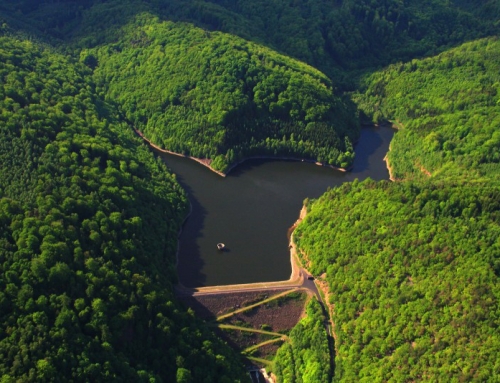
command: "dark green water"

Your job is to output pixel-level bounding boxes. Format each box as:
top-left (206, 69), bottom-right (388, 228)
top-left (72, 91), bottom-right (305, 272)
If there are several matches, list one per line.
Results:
top-left (160, 125), bottom-right (395, 287)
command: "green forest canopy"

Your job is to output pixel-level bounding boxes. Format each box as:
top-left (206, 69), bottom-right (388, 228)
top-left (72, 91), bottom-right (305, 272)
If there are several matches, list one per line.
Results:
top-left (292, 37), bottom-right (500, 383)
top-left (294, 179), bottom-right (499, 382)
top-left (0, 0), bottom-right (499, 382)
top-left (273, 299), bottom-right (332, 383)
top-left (354, 37), bottom-right (500, 181)
top-left (0, 35), bottom-right (247, 382)
top-left (3, 0), bottom-right (499, 78)
top-left (88, 14), bottom-right (358, 172)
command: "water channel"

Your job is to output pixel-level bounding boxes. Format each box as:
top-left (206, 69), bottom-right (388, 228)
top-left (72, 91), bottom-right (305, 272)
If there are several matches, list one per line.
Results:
top-left (159, 125), bottom-right (395, 287)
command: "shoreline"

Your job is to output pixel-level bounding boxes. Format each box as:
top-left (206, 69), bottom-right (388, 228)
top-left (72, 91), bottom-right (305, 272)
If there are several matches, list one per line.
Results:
top-left (287, 205), bottom-right (309, 279)
top-left (288, 206), bottom-right (309, 272)
top-left (135, 129), bottom-right (226, 177)
top-left (135, 129), bottom-right (350, 177)
top-left (290, 206), bottom-right (340, 349)
top-left (163, 123), bottom-right (393, 293)
top-left (384, 120), bottom-right (400, 182)
top-left (384, 149), bottom-right (395, 182)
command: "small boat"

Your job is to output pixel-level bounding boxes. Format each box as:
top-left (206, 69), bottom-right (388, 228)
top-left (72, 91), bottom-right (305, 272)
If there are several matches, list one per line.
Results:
top-left (217, 243), bottom-right (225, 251)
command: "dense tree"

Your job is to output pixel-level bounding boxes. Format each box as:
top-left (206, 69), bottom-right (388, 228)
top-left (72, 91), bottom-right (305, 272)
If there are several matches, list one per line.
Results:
top-left (294, 179), bottom-right (500, 382)
top-left (0, 35), bottom-right (248, 382)
top-left (3, 0), bottom-right (498, 83)
top-left (1, 1), bottom-right (499, 382)
top-left (273, 299), bottom-right (332, 383)
top-left (354, 37), bottom-right (500, 181)
top-left (85, 14), bottom-right (358, 172)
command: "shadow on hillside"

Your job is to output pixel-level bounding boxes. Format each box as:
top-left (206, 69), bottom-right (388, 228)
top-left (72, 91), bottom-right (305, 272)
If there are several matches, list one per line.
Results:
top-left (5, 0), bottom-right (494, 84)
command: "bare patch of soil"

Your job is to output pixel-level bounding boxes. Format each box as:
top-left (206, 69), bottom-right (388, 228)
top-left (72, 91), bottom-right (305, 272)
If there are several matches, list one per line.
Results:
top-left (179, 290), bottom-right (309, 362)
top-left (248, 341), bottom-right (284, 359)
top-left (178, 290), bottom-right (287, 320)
top-left (224, 292), bottom-right (307, 333)
top-left (216, 327), bottom-right (276, 352)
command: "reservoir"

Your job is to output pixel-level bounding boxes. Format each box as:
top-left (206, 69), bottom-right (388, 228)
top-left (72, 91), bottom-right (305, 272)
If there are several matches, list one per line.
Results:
top-left (160, 125), bottom-right (395, 287)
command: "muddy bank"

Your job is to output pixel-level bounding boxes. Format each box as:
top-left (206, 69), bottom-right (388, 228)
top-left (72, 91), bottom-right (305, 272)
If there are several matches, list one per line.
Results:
top-left (136, 129), bottom-right (349, 177)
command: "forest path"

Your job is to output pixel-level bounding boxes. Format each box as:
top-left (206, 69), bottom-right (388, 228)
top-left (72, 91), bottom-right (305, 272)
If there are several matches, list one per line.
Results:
top-left (215, 289), bottom-right (301, 322)
top-left (243, 338), bottom-right (286, 354)
top-left (214, 323), bottom-right (290, 339)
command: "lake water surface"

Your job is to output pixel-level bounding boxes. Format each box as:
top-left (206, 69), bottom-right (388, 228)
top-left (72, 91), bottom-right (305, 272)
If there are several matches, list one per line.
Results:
top-left (160, 125), bottom-right (395, 287)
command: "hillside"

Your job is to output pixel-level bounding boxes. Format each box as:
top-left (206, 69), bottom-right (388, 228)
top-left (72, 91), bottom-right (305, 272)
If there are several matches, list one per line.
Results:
top-left (291, 38), bottom-right (500, 382)
top-left (0, 0), bottom-right (499, 382)
top-left (87, 14), bottom-right (358, 172)
top-left (354, 37), bottom-right (500, 181)
top-left (158, 0), bottom-right (498, 75)
top-left (2, 0), bottom-right (498, 78)
top-left (294, 179), bottom-right (499, 382)
top-left (273, 299), bottom-right (332, 383)
top-left (0, 35), bottom-right (248, 382)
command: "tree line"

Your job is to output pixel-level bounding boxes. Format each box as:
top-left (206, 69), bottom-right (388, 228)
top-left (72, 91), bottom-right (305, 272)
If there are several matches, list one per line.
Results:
top-left (292, 37), bottom-right (500, 382)
top-left (0, 0), bottom-right (499, 382)
top-left (86, 14), bottom-right (358, 172)
top-left (0, 35), bottom-right (248, 382)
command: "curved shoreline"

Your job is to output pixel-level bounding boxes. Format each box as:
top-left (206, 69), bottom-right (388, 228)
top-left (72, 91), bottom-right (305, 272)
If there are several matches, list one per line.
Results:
top-left (135, 129), bottom-right (226, 176)
top-left (287, 205), bottom-right (308, 280)
top-left (135, 129), bottom-right (350, 177)
top-left (384, 150), bottom-right (395, 182)
top-left (161, 123), bottom-right (392, 293)
top-left (384, 120), bottom-right (401, 182)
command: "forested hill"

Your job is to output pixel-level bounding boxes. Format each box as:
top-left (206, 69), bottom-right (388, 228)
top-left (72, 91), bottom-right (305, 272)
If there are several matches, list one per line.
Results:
top-left (294, 179), bottom-right (499, 382)
top-left (2, 0), bottom-right (499, 78)
top-left (0, 36), bottom-right (248, 382)
top-left (273, 299), bottom-right (332, 382)
top-left (1, 0), bottom-right (499, 382)
top-left (150, 0), bottom-right (499, 75)
top-left (354, 37), bottom-right (500, 181)
top-left (289, 37), bottom-right (500, 382)
top-left (0, 0), bottom-right (497, 173)
top-left (87, 14), bottom-right (358, 172)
